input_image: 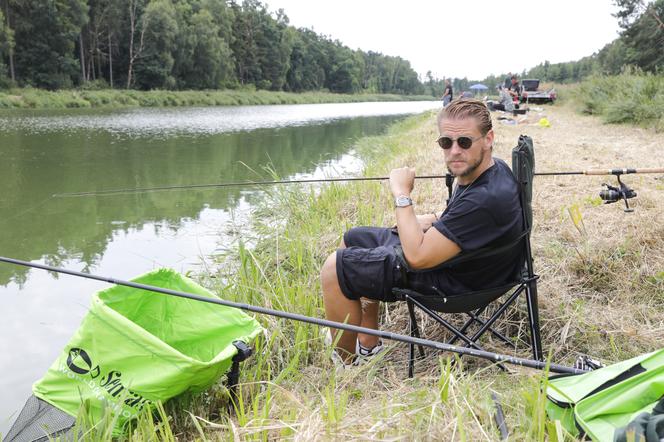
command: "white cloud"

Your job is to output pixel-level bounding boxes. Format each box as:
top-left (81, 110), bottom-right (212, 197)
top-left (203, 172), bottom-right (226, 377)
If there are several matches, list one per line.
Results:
top-left (263, 0), bottom-right (621, 80)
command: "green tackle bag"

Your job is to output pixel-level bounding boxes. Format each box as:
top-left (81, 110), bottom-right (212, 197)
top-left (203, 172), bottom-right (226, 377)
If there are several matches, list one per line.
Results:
top-left (30, 268), bottom-right (262, 434)
top-left (546, 348), bottom-right (664, 441)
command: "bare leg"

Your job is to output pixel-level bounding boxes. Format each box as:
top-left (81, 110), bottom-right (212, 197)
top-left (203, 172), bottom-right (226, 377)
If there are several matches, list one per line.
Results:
top-left (321, 252), bottom-right (360, 362)
top-left (358, 300), bottom-right (380, 348)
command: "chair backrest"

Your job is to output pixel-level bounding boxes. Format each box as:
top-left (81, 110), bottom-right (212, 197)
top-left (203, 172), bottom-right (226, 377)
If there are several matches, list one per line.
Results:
top-left (511, 135), bottom-right (535, 230)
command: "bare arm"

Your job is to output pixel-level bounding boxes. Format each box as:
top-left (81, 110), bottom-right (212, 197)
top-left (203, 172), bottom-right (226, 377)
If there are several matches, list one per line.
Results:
top-left (416, 213), bottom-right (441, 232)
top-left (390, 168), bottom-right (461, 270)
top-left (396, 207), bottom-right (461, 269)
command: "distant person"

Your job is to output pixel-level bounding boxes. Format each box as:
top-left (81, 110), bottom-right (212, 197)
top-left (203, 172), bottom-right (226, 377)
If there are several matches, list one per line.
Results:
top-left (442, 79), bottom-right (453, 107)
top-left (460, 91), bottom-right (473, 99)
top-left (487, 86), bottom-right (515, 112)
top-left (508, 75), bottom-right (521, 100)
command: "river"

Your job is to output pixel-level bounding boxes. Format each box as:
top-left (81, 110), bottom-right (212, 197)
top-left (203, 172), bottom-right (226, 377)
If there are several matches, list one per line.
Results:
top-left (0, 100), bottom-right (440, 432)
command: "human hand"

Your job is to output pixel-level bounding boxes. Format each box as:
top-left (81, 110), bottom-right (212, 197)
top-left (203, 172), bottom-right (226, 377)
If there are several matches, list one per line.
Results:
top-left (389, 167), bottom-right (415, 197)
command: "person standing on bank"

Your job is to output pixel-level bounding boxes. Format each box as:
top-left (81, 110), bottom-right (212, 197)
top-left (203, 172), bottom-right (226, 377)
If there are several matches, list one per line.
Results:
top-left (320, 99), bottom-right (524, 367)
top-left (508, 75), bottom-right (521, 100)
top-left (442, 79), bottom-right (453, 107)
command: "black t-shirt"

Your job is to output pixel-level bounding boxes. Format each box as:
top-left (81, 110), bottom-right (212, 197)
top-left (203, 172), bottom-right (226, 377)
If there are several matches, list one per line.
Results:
top-left (410, 158), bottom-right (523, 295)
top-left (444, 85), bottom-right (453, 98)
top-left (510, 81), bottom-right (521, 96)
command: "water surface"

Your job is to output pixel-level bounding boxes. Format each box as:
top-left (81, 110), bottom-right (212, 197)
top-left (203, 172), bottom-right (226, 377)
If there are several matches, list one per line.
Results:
top-left (0, 100), bottom-right (440, 431)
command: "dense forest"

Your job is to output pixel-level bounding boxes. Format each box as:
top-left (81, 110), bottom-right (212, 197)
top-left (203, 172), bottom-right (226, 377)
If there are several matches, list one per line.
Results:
top-left (0, 0), bottom-right (423, 94)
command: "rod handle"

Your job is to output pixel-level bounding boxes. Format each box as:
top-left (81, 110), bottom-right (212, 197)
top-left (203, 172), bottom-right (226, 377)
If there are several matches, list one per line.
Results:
top-left (584, 168), bottom-right (664, 175)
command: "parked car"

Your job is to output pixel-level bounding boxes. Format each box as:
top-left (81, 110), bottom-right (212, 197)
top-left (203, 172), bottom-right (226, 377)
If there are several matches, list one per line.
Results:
top-left (519, 79), bottom-right (556, 104)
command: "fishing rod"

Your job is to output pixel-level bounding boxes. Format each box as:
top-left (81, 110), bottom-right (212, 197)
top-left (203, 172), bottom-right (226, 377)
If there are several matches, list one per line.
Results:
top-left (538, 167), bottom-right (664, 212)
top-left (53, 168), bottom-right (664, 211)
top-left (0, 255), bottom-right (584, 375)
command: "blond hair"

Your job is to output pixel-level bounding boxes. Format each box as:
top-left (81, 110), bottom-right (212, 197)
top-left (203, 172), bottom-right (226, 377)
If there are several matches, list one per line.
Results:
top-left (437, 99), bottom-right (492, 135)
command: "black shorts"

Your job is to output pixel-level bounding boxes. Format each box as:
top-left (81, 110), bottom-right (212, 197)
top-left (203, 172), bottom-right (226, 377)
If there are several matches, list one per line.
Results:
top-left (335, 227), bottom-right (404, 302)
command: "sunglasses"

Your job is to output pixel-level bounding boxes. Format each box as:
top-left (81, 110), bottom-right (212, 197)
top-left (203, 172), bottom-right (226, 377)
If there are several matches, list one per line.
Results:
top-left (436, 135), bottom-right (484, 150)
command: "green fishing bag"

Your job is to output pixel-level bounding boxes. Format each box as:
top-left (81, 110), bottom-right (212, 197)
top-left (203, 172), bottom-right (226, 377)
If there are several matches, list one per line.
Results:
top-left (31, 268), bottom-right (263, 433)
top-left (546, 349), bottom-right (664, 441)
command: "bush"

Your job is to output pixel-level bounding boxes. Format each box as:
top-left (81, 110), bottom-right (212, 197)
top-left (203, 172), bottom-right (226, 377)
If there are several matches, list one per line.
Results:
top-left (574, 72), bottom-right (664, 131)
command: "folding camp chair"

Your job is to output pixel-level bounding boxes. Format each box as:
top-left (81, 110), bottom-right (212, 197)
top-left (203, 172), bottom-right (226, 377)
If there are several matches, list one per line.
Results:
top-left (392, 135), bottom-right (543, 377)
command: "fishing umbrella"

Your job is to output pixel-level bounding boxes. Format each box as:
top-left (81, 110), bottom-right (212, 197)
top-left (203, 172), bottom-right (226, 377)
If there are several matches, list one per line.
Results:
top-left (469, 83), bottom-right (489, 96)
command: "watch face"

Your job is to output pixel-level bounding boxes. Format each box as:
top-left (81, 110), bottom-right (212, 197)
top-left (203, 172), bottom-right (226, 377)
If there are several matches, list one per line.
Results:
top-left (396, 196), bottom-right (412, 207)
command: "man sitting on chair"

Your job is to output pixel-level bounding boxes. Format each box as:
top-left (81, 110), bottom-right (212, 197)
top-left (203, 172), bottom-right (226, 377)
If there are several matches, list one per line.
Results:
top-left (320, 99), bottom-right (525, 367)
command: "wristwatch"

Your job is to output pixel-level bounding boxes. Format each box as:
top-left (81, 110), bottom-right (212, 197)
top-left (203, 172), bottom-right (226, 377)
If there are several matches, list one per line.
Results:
top-left (395, 195), bottom-right (413, 208)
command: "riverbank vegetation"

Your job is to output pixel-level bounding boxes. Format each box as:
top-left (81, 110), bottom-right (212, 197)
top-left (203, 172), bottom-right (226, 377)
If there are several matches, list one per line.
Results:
top-left (79, 105), bottom-right (659, 440)
top-left (573, 71), bottom-right (664, 131)
top-left (0, 87), bottom-right (433, 109)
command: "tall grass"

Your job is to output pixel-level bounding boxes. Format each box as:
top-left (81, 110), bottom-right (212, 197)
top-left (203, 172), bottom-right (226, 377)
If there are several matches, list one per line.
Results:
top-left (0, 87), bottom-right (434, 109)
top-left (573, 71), bottom-right (664, 131)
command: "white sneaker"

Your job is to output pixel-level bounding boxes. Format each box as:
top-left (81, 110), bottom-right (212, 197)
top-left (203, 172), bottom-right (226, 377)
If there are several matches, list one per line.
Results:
top-left (356, 339), bottom-right (385, 359)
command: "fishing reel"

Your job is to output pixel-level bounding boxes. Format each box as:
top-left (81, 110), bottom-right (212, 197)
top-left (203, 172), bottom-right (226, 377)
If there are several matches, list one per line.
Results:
top-left (599, 174), bottom-right (637, 213)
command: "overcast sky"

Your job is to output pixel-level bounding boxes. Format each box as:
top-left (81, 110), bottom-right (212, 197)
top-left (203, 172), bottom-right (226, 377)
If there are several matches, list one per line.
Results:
top-left (262, 0), bottom-right (622, 80)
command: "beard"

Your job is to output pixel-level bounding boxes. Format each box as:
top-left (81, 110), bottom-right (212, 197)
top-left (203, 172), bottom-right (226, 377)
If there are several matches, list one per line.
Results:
top-left (446, 148), bottom-right (485, 177)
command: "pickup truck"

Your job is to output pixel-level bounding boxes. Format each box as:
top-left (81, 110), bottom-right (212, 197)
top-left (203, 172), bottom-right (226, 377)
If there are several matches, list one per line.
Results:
top-left (520, 79), bottom-right (556, 104)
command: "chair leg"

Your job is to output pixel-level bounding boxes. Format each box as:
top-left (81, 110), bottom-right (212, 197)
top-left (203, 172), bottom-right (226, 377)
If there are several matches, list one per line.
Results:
top-left (467, 286), bottom-right (525, 346)
top-left (448, 306), bottom-right (487, 345)
top-left (464, 311), bottom-right (513, 346)
top-left (407, 300), bottom-right (415, 378)
top-left (408, 296), bottom-right (489, 352)
top-left (406, 299), bottom-right (425, 378)
top-left (408, 295), bottom-right (510, 371)
top-left (525, 281), bottom-right (544, 361)
top-left (447, 306), bottom-right (513, 346)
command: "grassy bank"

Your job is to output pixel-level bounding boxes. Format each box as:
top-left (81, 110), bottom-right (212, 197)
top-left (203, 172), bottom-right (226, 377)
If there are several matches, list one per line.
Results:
top-left (571, 71), bottom-right (664, 131)
top-left (0, 87), bottom-right (434, 109)
top-left (58, 106), bottom-right (664, 440)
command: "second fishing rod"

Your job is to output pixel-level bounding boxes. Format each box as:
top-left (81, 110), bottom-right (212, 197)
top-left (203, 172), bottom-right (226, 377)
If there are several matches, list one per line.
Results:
top-left (53, 167), bottom-right (664, 197)
top-left (54, 167), bottom-right (664, 212)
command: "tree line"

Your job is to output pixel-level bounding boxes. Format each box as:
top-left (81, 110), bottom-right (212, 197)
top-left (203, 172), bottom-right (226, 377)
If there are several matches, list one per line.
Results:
top-left (0, 0), bottom-right (424, 95)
